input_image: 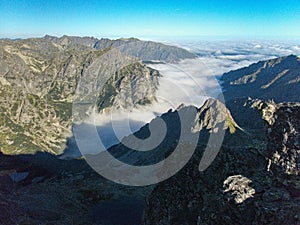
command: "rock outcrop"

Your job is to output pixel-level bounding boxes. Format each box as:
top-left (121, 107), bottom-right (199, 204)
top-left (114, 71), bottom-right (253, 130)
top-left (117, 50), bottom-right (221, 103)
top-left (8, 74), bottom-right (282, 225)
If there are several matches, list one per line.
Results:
top-left (106, 98), bottom-right (245, 167)
top-left (97, 62), bottom-right (160, 112)
top-left (143, 101), bottom-right (300, 225)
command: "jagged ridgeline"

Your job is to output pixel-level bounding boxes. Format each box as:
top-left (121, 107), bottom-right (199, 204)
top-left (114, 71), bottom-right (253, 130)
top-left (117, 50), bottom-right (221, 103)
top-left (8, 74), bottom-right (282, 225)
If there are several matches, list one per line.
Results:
top-left (0, 36), bottom-right (195, 155)
top-left (221, 55), bottom-right (300, 102)
top-left (106, 98), bottom-right (245, 167)
top-left (144, 101), bottom-right (300, 225)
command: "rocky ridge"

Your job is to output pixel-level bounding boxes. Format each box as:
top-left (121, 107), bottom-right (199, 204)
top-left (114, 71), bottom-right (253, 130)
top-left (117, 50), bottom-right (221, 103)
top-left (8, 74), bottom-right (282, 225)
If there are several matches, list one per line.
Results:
top-left (221, 55), bottom-right (300, 102)
top-left (107, 98), bottom-right (244, 166)
top-left (143, 100), bottom-right (300, 225)
top-left (0, 97), bottom-right (247, 224)
top-left (0, 35), bottom-right (194, 155)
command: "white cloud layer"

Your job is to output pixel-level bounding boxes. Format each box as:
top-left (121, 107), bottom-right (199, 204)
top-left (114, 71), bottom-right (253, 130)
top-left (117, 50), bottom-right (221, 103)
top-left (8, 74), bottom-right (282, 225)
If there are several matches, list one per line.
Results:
top-left (67, 39), bottom-right (300, 157)
top-left (170, 39), bottom-right (300, 76)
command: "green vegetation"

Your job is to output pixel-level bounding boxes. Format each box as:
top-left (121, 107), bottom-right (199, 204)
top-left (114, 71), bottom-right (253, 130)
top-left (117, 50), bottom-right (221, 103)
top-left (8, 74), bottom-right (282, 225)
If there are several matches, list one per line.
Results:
top-left (96, 83), bottom-right (117, 111)
top-left (137, 97), bottom-right (151, 105)
top-left (0, 37), bottom-right (159, 155)
top-left (52, 101), bottom-right (73, 122)
top-left (0, 107), bottom-right (40, 154)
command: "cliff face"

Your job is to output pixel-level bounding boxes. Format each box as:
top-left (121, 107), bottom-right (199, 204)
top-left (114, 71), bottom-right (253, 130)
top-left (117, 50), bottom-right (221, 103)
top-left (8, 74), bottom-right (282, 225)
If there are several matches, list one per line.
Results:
top-left (143, 101), bottom-right (300, 225)
top-left (0, 36), bottom-right (168, 155)
top-left (265, 102), bottom-right (300, 176)
top-left (97, 62), bottom-right (160, 112)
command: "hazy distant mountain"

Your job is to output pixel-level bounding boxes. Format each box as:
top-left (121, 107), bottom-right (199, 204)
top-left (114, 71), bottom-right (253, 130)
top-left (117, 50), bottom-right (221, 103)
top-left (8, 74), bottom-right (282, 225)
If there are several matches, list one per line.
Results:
top-left (221, 55), bottom-right (300, 102)
top-left (94, 37), bottom-right (196, 62)
top-left (44, 35), bottom-right (196, 62)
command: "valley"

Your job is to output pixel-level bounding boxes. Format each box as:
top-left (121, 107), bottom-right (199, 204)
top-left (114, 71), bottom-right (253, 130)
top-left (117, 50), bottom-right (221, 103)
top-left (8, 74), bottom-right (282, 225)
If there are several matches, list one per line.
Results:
top-left (0, 36), bottom-right (299, 225)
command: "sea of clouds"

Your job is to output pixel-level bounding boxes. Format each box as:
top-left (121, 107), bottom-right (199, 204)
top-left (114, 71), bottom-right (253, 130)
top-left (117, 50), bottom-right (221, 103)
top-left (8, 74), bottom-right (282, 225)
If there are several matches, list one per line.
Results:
top-left (65, 39), bottom-right (300, 157)
top-left (168, 39), bottom-right (300, 75)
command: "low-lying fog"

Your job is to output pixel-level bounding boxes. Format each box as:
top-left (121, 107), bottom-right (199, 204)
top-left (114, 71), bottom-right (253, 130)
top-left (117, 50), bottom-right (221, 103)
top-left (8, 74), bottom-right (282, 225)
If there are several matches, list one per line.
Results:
top-left (63, 40), bottom-right (300, 158)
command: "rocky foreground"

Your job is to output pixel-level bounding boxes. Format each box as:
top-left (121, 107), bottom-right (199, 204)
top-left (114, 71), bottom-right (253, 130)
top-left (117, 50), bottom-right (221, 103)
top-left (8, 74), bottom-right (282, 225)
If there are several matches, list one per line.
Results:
top-left (0, 39), bottom-right (299, 224)
top-left (144, 100), bottom-right (300, 225)
top-left (0, 98), bottom-right (299, 224)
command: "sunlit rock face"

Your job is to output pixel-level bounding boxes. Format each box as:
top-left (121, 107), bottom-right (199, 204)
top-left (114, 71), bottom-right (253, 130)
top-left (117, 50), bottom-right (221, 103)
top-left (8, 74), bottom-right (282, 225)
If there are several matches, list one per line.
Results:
top-left (1, 36), bottom-right (197, 155)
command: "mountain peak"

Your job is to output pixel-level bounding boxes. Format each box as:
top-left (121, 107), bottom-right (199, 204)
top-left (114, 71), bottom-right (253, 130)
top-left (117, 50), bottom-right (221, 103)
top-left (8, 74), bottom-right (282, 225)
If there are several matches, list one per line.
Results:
top-left (194, 98), bottom-right (241, 134)
top-left (285, 54), bottom-right (299, 59)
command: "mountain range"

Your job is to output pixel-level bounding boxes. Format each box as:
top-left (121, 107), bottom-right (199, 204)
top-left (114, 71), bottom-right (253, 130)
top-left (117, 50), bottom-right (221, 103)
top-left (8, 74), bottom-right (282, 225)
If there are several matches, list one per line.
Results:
top-left (0, 35), bottom-right (195, 155)
top-left (0, 36), bottom-right (299, 224)
top-left (221, 54), bottom-right (300, 102)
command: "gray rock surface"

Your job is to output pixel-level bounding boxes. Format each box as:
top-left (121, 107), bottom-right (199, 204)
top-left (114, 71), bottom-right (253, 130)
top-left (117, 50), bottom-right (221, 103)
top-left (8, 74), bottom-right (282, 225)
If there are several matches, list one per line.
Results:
top-left (107, 98), bottom-right (244, 166)
top-left (0, 36), bottom-right (177, 155)
top-left (143, 101), bottom-right (300, 225)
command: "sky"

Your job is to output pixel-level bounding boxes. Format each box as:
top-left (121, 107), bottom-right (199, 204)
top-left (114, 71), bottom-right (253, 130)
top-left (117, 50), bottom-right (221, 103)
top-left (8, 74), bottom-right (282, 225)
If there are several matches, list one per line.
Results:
top-left (0, 0), bottom-right (300, 39)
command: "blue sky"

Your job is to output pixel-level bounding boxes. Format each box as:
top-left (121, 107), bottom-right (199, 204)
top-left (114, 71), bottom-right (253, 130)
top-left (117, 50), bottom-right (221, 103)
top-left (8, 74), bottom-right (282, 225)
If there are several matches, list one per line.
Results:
top-left (1, 0), bottom-right (300, 39)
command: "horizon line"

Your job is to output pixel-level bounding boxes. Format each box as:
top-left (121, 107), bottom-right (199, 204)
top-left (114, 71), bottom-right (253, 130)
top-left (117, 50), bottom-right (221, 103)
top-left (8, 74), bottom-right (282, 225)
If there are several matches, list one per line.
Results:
top-left (1, 34), bottom-right (300, 41)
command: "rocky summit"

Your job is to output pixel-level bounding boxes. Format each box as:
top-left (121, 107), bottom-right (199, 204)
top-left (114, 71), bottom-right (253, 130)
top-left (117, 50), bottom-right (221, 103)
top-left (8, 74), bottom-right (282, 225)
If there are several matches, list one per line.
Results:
top-left (106, 98), bottom-right (244, 167)
top-left (144, 101), bottom-right (300, 225)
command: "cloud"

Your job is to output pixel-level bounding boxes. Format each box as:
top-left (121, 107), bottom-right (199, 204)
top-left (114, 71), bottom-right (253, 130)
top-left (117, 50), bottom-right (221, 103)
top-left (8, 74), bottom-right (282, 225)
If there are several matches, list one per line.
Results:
top-left (66, 39), bottom-right (300, 157)
top-left (69, 57), bottom-right (220, 157)
top-left (172, 39), bottom-right (300, 77)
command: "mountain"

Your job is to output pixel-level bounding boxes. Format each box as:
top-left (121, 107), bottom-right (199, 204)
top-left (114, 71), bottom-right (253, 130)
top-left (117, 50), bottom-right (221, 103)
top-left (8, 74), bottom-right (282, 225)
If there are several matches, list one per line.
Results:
top-left (1, 38), bottom-right (299, 224)
top-left (144, 101), bottom-right (300, 225)
top-left (104, 98), bottom-right (244, 167)
top-left (96, 62), bottom-right (160, 112)
top-left (221, 55), bottom-right (300, 102)
top-left (1, 97), bottom-right (298, 224)
top-left (0, 93), bottom-right (299, 224)
top-left (44, 35), bottom-right (197, 63)
top-left (142, 55), bottom-right (300, 224)
top-left (0, 35), bottom-right (194, 155)
top-left (93, 37), bottom-right (196, 62)
top-left (0, 98), bottom-right (246, 224)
